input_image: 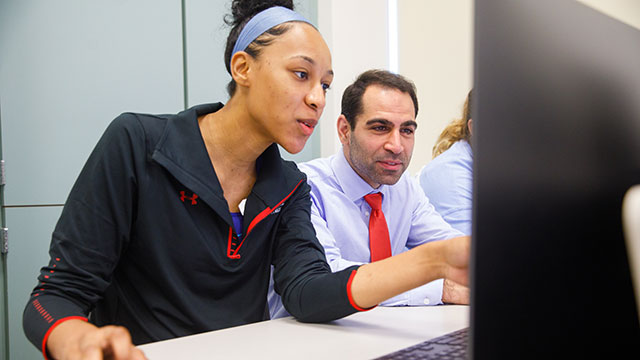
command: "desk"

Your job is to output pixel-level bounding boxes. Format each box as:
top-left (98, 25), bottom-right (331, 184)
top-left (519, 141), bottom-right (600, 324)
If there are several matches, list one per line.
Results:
top-left (138, 305), bottom-right (469, 359)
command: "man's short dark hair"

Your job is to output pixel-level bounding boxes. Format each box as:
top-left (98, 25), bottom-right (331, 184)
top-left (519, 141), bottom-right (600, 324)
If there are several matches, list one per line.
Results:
top-left (341, 69), bottom-right (419, 129)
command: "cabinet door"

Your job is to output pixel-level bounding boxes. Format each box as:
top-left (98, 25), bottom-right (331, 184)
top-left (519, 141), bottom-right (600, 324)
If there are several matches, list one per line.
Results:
top-left (4, 208), bottom-right (61, 360)
top-left (0, 0), bottom-right (184, 206)
top-left (0, 1), bottom-right (184, 358)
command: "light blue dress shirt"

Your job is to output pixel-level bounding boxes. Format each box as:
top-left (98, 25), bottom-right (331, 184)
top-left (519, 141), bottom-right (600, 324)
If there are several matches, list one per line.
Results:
top-left (418, 140), bottom-right (473, 235)
top-left (268, 150), bottom-right (463, 318)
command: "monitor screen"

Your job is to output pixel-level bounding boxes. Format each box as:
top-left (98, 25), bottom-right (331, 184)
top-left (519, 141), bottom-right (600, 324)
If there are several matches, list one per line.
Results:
top-left (472, 0), bottom-right (640, 357)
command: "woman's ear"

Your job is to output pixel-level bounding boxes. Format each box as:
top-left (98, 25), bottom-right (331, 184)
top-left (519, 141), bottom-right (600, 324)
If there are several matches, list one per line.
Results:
top-left (468, 118), bottom-right (473, 136)
top-left (230, 51), bottom-right (252, 88)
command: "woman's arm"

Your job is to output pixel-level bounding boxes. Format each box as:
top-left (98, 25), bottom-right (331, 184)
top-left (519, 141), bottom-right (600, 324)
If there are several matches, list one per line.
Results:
top-left (23, 114), bottom-right (145, 358)
top-left (349, 236), bottom-right (470, 309)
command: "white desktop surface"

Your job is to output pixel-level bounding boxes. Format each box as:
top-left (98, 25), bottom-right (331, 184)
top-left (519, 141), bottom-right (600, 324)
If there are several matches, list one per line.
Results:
top-left (138, 305), bottom-right (469, 359)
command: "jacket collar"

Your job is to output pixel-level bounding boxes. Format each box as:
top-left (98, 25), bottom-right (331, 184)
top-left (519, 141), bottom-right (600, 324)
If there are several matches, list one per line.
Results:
top-left (151, 103), bottom-right (305, 224)
top-left (252, 143), bottom-right (305, 207)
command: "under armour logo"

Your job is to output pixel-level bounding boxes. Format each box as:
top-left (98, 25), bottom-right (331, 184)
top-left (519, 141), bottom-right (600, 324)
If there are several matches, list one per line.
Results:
top-left (179, 191), bottom-right (198, 205)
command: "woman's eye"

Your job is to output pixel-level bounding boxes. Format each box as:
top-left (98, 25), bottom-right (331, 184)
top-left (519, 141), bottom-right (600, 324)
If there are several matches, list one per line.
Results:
top-left (322, 83), bottom-right (331, 92)
top-left (294, 71), bottom-right (308, 80)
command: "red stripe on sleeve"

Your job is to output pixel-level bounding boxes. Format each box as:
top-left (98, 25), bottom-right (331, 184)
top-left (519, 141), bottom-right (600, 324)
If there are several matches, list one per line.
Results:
top-left (346, 269), bottom-right (377, 312)
top-left (41, 316), bottom-right (88, 360)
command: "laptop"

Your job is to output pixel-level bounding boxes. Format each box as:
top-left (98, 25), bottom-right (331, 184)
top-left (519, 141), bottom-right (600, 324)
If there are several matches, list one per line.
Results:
top-left (377, 0), bottom-right (640, 358)
top-left (377, 182), bottom-right (640, 360)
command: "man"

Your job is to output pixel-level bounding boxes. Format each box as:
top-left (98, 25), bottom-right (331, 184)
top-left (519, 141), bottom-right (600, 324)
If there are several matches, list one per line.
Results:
top-left (269, 69), bottom-right (468, 318)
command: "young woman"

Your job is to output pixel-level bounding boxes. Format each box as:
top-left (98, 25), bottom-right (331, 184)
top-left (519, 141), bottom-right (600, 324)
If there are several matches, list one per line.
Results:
top-left (419, 90), bottom-right (474, 235)
top-left (23, 1), bottom-right (470, 359)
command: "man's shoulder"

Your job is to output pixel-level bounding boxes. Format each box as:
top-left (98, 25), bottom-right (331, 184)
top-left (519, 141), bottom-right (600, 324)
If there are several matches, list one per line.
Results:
top-left (384, 172), bottom-right (431, 212)
top-left (298, 156), bottom-right (334, 181)
top-left (393, 171), bottom-right (423, 194)
top-left (297, 155), bottom-right (347, 206)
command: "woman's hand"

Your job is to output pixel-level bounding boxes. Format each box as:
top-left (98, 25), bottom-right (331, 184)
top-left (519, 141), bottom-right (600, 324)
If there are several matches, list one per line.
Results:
top-left (441, 236), bottom-right (471, 287)
top-left (47, 319), bottom-right (146, 360)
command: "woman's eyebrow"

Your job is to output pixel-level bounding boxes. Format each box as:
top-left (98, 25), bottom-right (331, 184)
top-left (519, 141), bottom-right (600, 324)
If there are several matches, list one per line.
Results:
top-left (290, 55), bottom-right (334, 76)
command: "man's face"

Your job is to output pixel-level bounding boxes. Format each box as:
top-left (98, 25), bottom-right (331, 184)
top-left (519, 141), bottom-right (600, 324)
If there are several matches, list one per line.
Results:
top-left (339, 84), bottom-right (417, 188)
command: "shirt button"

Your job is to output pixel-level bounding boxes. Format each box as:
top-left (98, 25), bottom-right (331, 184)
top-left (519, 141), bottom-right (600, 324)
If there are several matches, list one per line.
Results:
top-left (423, 298), bottom-right (431, 305)
top-left (365, 212), bottom-right (369, 216)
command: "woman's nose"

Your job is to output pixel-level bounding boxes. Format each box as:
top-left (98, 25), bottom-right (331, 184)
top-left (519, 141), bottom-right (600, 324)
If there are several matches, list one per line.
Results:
top-left (306, 83), bottom-right (326, 111)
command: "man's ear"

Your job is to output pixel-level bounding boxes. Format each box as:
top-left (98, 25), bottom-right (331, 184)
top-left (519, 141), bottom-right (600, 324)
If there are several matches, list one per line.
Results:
top-left (337, 115), bottom-right (352, 146)
top-left (230, 51), bottom-right (252, 88)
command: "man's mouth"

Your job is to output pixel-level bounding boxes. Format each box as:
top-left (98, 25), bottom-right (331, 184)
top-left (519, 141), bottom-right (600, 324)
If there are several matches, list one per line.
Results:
top-left (378, 160), bottom-right (403, 170)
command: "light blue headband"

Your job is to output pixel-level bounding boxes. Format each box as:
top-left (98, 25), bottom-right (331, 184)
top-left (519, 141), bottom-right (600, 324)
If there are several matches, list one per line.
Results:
top-left (231, 6), bottom-right (311, 68)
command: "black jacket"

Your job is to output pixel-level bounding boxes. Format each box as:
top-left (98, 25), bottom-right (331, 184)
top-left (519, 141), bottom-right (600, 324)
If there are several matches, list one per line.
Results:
top-left (23, 103), bottom-right (359, 352)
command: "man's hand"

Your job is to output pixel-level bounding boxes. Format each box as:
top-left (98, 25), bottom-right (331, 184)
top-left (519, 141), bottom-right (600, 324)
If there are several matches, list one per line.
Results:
top-left (441, 278), bottom-right (470, 304)
top-left (47, 319), bottom-right (146, 360)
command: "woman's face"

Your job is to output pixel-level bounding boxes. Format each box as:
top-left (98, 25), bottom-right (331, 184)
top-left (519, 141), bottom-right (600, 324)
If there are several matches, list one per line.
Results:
top-left (245, 22), bottom-right (333, 154)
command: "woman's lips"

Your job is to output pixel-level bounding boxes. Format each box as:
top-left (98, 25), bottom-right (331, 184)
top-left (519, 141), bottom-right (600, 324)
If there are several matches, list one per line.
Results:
top-left (298, 119), bottom-right (316, 136)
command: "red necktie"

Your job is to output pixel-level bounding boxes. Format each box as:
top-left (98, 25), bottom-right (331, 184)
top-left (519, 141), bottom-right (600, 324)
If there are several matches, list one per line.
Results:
top-left (364, 193), bottom-right (392, 262)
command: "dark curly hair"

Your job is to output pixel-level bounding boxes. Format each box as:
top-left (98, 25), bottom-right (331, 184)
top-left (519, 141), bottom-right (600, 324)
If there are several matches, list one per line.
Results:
top-left (224, 0), bottom-right (297, 97)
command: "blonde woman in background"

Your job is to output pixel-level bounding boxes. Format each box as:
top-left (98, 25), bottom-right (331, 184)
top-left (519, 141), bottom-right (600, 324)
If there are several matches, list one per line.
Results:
top-left (419, 90), bottom-right (473, 235)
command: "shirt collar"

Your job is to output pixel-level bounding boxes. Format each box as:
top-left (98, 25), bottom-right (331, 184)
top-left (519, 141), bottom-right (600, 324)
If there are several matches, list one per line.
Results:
top-left (331, 148), bottom-right (391, 203)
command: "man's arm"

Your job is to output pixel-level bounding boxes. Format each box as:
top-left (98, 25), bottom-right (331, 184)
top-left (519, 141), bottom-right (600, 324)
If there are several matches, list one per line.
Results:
top-left (406, 176), bottom-right (470, 304)
top-left (442, 279), bottom-right (470, 304)
top-left (309, 196), bottom-right (362, 270)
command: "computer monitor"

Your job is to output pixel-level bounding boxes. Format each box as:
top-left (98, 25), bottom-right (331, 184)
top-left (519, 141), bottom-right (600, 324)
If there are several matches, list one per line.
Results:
top-left (472, 0), bottom-right (640, 358)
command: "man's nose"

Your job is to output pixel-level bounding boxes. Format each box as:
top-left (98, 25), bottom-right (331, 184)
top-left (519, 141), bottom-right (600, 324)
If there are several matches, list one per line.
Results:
top-left (384, 131), bottom-right (403, 154)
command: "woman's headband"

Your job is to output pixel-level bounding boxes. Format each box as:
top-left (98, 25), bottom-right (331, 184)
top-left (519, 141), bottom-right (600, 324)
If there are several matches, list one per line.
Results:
top-left (231, 6), bottom-right (311, 68)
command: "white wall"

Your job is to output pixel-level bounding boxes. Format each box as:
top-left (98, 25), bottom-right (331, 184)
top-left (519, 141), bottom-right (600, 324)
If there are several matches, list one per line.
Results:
top-left (316, 0), bottom-right (639, 176)
top-left (317, 0), bottom-right (391, 157)
top-left (398, 0), bottom-right (474, 176)
top-left (577, 0), bottom-right (640, 30)
top-left (316, 0), bottom-right (474, 176)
